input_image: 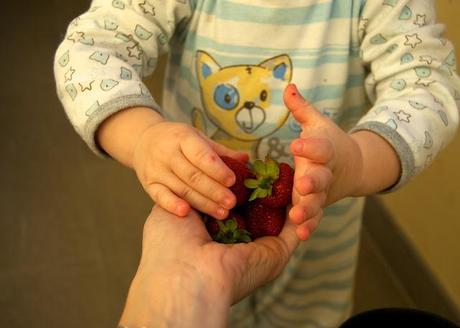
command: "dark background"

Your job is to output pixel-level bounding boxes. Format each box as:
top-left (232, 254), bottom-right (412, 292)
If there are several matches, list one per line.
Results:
top-left (0, 1), bottom-right (152, 326)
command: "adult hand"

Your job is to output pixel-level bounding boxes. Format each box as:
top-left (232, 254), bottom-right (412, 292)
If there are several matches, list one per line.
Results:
top-left (119, 205), bottom-right (299, 328)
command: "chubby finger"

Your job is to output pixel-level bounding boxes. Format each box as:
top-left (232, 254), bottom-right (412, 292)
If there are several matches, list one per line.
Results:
top-left (289, 193), bottom-right (325, 225)
top-left (146, 183), bottom-right (191, 217)
top-left (283, 83), bottom-right (322, 127)
top-left (170, 154), bottom-right (236, 210)
top-left (296, 210), bottom-right (323, 241)
top-left (180, 135), bottom-right (236, 187)
top-left (291, 138), bottom-right (335, 164)
top-left (153, 171), bottom-right (229, 220)
top-left (295, 165), bottom-right (333, 196)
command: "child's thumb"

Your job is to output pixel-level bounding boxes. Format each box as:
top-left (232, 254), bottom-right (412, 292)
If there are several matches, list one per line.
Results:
top-left (283, 84), bottom-right (320, 126)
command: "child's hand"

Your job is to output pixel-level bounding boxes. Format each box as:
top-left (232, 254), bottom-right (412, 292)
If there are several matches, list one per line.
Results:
top-left (283, 84), bottom-right (364, 241)
top-left (132, 121), bottom-right (249, 219)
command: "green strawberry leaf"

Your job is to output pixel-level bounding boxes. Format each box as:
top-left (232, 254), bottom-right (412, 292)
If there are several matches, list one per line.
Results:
top-left (253, 159), bottom-right (266, 176)
top-left (217, 220), bottom-right (226, 231)
top-left (265, 156), bottom-right (280, 180)
top-left (240, 235), bottom-right (252, 243)
top-left (244, 178), bottom-right (260, 189)
top-left (249, 188), bottom-right (269, 201)
top-left (211, 217), bottom-right (252, 244)
top-left (259, 177), bottom-right (272, 189)
top-left (227, 217), bottom-right (237, 230)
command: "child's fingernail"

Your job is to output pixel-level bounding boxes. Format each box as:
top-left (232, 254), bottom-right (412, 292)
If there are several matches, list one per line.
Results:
top-left (223, 196), bottom-right (235, 209)
top-left (289, 83), bottom-right (299, 96)
top-left (216, 207), bottom-right (226, 219)
top-left (177, 203), bottom-right (189, 216)
top-left (225, 174), bottom-right (235, 187)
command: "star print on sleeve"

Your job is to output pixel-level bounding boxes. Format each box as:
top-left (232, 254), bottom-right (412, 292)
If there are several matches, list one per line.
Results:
top-left (415, 79), bottom-right (435, 87)
top-left (414, 14), bottom-right (427, 27)
top-left (79, 81), bottom-right (94, 92)
top-left (127, 44), bottom-right (143, 59)
top-left (67, 32), bottom-right (85, 43)
top-left (404, 33), bottom-right (422, 48)
top-left (394, 110), bottom-right (411, 123)
top-left (139, 0), bottom-right (155, 16)
top-left (64, 67), bottom-right (76, 82)
top-left (67, 31), bottom-right (95, 46)
top-left (419, 56), bottom-right (434, 65)
top-left (355, 0), bottom-right (460, 188)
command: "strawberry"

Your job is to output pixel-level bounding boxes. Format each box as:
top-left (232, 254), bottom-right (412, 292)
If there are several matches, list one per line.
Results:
top-left (221, 156), bottom-right (254, 207)
top-left (205, 211), bottom-right (251, 244)
top-left (244, 202), bottom-right (286, 239)
top-left (244, 156), bottom-right (294, 208)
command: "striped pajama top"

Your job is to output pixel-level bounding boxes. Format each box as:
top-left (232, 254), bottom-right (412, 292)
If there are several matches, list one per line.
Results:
top-left (54, 0), bottom-right (460, 326)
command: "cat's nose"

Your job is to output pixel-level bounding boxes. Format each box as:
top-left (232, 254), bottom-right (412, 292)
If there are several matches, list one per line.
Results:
top-left (244, 101), bottom-right (255, 109)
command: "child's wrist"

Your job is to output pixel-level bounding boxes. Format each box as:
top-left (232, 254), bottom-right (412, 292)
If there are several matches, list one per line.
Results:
top-left (347, 133), bottom-right (365, 197)
top-left (96, 107), bottom-right (164, 168)
top-left (349, 130), bottom-right (401, 195)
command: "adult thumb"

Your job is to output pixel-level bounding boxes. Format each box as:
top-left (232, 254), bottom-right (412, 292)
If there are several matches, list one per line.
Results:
top-left (283, 83), bottom-right (321, 126)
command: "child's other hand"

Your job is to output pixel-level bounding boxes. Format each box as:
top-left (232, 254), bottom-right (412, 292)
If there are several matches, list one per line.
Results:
top-left (132, 121), bottom-right (249, 219)
top-left (283, 84), bottom-right (363, 241)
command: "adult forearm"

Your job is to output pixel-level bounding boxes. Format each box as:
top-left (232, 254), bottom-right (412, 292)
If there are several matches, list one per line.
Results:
top-left (119, 267), bottom-right (230, 328)
top-left (350, 130), bottom-right (401, 196)
top-left (96, 107), bottom-right (164, 168)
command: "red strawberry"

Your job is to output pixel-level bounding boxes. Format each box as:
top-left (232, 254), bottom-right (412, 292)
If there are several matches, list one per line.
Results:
top-left (221, 156), bottom-right (254, 207)
top-left (205, 211), bottom-right (251, 244)
top-left (244, 156), bottom-right (294, 208)
top-left (244, 202), bottom-right (286, 239)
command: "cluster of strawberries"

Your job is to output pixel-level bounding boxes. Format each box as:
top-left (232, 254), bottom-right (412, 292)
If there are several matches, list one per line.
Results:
top-left (205, 156), bottom-right (294, 243)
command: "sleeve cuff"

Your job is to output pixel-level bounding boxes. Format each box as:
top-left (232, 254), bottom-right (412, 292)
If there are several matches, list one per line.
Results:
top-left (83, 94), bottom-right (161, 158)
top-left (349, 121), bottom-right (415, 192)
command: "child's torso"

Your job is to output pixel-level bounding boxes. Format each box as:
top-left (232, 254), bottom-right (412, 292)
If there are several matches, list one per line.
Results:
top-left (163, 0), bottom-right (367, 163)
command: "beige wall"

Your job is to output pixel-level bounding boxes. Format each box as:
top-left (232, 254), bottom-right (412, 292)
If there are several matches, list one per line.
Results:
top-left (379, 0), bottom-right (460, 309)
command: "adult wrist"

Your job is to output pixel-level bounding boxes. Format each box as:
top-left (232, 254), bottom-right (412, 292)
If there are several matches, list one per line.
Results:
top-left (119, 265), bottom-right (231, 328)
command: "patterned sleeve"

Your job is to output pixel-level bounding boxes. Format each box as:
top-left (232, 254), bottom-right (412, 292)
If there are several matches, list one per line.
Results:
top-left (53, 0), bottom-right (193, 156)
top-left (352, 0), bottom-right (460, 191)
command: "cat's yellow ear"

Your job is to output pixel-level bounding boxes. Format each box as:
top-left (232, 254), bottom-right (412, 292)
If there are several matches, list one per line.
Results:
top-left (258, 54), bottom-right (292, 82)
top-left (196, 50), bottom-right (221, 83)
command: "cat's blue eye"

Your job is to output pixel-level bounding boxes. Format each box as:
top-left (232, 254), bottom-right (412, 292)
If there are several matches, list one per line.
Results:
top-left (214, 84), bottom-right (239, 110)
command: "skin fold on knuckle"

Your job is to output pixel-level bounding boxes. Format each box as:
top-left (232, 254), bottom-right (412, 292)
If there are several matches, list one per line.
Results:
top-left (149, 184), bottom-right (171, 209)
top-left (186, 168), bottom-right (203, 186)
top-left (176, 185), bottom-right (192, 201)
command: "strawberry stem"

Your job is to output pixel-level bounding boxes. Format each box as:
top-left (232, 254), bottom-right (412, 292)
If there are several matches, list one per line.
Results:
top-left (244, 156), bottom-right (280, 201)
